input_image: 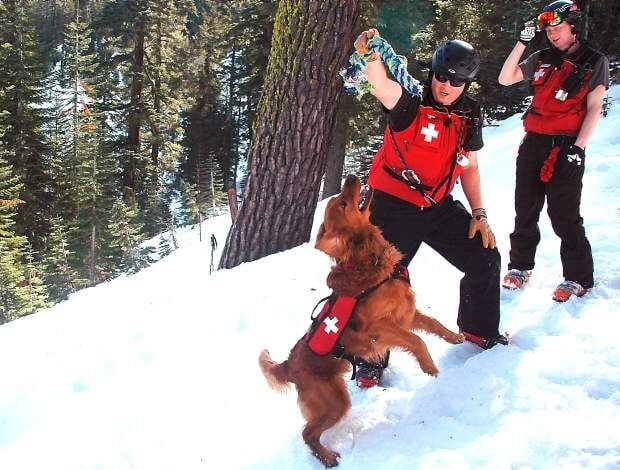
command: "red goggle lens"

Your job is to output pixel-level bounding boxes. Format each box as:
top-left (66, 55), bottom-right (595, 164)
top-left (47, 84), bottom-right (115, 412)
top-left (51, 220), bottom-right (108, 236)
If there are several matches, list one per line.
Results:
top-left (537, 11), bottom-right (562, 29)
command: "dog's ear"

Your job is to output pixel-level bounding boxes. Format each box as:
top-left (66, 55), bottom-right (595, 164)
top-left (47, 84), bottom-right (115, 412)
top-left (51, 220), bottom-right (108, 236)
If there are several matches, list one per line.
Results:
top-left (315, 229), bottom-right (345, 258)
top-left (316, 223), bottom-right (326, 242)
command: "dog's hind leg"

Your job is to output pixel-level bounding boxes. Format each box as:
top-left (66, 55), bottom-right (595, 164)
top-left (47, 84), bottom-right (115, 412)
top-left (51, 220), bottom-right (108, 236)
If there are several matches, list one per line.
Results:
top-left (379, 327), bottom-right (439, 376)
top-left (298, 378), bottom-right (350, 467)
top-left (413, 310), bottom-right (465, 344)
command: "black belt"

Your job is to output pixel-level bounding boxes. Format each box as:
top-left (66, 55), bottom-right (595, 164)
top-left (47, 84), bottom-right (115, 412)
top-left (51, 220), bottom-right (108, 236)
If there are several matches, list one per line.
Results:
top-left (526, 132), bottom-right (576, 148)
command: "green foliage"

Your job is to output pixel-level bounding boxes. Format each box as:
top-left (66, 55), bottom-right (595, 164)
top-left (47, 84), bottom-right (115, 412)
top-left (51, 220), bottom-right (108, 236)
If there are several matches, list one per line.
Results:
top-left (0, 240), bottom-right (31, 322)
top-left (107, 199), bottom-right (154, 274)
top-left (413, 1), bottom-right (538, 120)
top-left (0, 155), bottom-right (47, 321)
top-left (41, 216), bottom-right (85, 300)
top-left (0, 0), bottom-right (51, 250)
top-left (4, 0), bottom-right (614, 320)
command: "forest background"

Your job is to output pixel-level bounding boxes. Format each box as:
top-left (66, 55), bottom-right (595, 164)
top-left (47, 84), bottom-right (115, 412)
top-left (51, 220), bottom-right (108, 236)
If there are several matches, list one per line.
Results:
top-left (0, 0), bottom-right (618, 323)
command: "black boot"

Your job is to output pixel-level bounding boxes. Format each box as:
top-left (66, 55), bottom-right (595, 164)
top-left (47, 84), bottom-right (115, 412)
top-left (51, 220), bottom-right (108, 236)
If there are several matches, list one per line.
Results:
top-left (462, 331), bottom-right (509, 350)
top-left (355, 351), bottom-right (390, 388)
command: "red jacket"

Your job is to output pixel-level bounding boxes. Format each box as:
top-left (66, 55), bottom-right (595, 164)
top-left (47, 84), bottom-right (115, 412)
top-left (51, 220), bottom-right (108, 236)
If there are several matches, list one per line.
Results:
top-left (524, 49), bottom-right (596, 136)
top-left (368, 105), bottom-right (472, 207)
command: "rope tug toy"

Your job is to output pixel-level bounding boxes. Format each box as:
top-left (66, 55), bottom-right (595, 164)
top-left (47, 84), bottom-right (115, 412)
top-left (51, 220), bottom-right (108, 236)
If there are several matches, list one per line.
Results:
top-left (340, 36), bottom-right (423, 99)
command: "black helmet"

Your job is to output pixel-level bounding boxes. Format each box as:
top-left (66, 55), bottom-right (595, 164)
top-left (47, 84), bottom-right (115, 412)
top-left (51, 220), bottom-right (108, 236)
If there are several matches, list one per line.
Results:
top-left (431, 40), bottom-right (480, 83)
top-left (538, 1), bottom-right (583, 36)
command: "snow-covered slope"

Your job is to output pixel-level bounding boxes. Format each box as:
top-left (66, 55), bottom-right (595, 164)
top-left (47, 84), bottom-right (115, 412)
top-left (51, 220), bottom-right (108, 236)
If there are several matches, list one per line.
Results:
top-left (1, 86), bottom-right (619, 470)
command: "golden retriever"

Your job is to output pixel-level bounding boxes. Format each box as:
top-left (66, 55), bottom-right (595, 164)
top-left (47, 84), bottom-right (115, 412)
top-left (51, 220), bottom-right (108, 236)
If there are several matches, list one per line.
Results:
top-left (259, 174), bottom-right (463, 467)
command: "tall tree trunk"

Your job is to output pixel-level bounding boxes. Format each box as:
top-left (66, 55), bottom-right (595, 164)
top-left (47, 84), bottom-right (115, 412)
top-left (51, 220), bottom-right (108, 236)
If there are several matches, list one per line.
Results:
top-left (322, 106), bottom-right (348, 199)
top-left (227, 188), bottom-right (239, 222)
top-left (72, 0), bottom-right (81, 215)
top-left (223, 41), bottom-right (239, 215)
top-left (124, 17), bottom-right (145, 197)
top-left (150, 13), bottom-right (162, 170)
top-left (219, 0), bottom-right (361, 269)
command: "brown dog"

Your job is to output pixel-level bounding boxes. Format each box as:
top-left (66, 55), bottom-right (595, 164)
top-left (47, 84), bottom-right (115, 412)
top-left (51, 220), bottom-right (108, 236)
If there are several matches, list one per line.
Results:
top-left (259, 175), bottom-right (463, 467)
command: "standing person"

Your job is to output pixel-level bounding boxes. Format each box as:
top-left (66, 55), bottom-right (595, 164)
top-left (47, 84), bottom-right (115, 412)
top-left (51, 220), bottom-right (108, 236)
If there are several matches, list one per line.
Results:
top-left (352, 29), bottom-right (507, 389)
top-left (498, 0), bottom-right (609, 301)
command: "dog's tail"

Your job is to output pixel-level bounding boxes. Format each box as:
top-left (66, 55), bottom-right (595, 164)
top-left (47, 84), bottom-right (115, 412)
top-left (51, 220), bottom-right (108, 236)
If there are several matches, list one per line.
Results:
top-left (259, 349), bottom-right (291, 393)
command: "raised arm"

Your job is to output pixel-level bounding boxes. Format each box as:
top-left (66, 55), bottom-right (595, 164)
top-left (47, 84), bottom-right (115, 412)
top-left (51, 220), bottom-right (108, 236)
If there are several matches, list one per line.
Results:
top-left (354, 29), bottom-right (402, 110)
top-left (498, 18), bottom-right (537, 86)
top-left (498, 42), bottom-right (526, 86)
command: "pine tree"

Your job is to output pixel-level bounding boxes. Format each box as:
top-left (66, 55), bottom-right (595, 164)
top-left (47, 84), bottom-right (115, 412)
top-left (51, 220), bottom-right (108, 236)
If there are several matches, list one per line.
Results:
top-left (0, 154), bottom-right (40, 321)
top-left (45, 2), bottom-right (120, 286)
top-left (107, 199), bottom-right (153, 274)
top-left (416, 0), bottom-right (538, 120)
top-left (0, 0), bottom-right (51, 252)
top-left (23, 245), bottom-right (50, 312)
top-left (219, 1), bottom-right (363, 268)
top-left (41, 216), bottom-right (84, 301)
top-left (220, 0), bottom-right (277, 207)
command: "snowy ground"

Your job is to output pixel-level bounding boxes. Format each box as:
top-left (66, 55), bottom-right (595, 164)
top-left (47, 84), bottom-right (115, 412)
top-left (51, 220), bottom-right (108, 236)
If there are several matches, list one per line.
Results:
top-left (1, 85), bottom-right (619, 470)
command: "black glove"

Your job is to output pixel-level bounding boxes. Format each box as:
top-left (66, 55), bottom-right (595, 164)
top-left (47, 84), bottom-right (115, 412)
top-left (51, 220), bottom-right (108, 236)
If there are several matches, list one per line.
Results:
top-left (555, 145), bottom-right (586, 181)
top-left (518, 19), bottom-right (537, 46)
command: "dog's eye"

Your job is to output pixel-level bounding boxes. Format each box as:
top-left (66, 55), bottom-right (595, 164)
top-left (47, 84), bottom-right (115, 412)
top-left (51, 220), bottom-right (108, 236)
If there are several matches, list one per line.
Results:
top-left (339, 200), bottom-right (347, 209)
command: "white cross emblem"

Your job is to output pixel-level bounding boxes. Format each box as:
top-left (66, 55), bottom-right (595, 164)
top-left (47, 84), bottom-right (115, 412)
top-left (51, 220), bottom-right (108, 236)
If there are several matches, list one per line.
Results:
top-left (533, 64), bottom-right (551, 81)
top-left (421, 123), bottom-right (439, 143)
top-left (323, 316), bottom-right (339, 334)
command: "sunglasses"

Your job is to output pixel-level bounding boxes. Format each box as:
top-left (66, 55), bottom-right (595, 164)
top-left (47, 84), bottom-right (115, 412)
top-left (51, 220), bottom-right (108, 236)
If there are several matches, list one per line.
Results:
top-left (537, 10), bottom-right (563, 30)
top-left (434, 73), bottom-right (465, 87)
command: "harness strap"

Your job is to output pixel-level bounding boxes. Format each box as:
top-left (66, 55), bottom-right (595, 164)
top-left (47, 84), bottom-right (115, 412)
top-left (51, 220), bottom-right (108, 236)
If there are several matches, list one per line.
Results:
top-left (310, 294), bottom-right (334, 320)
top-left (331, 345), bottom-right (357, 379)
top-left (382, 163), bottom-right (436, 204)
top-left (386, 127), bottom-right (437, 205)
top-left (308, 264), bottom-right (411, 376)
top-left (386, 109), bottom-right (473, 207)
top-left (431, 114), bottom-right (472, 202)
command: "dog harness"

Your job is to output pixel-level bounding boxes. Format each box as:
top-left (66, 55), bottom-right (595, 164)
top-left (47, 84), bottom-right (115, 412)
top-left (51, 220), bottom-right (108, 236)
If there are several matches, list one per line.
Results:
top-left (305, 264), bottom-right (411, 359)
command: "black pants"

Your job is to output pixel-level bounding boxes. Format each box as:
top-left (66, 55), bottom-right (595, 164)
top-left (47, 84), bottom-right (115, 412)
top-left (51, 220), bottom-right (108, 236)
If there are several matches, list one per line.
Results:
top-left (369, 190), bottom-right (501, 338)
top-left (508, 133), bottom-right (593, 288)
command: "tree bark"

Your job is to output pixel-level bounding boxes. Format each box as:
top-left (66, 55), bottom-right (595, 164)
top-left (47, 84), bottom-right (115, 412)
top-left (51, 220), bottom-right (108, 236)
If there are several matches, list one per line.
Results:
top-left (321, 105), bottom-right (347, 199)
top-left (219, 0), bottom-right (361, 269)
top-left (124, 15), bottom-right (145, 196)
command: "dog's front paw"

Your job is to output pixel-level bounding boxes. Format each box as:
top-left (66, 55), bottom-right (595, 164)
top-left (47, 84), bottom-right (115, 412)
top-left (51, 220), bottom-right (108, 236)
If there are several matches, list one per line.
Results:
top-left (441, 331), bottom-right (465, 344)
top-left (421, 362), bottom-right (439, 377)
top-left (454, 333), bottom-right (465, 344)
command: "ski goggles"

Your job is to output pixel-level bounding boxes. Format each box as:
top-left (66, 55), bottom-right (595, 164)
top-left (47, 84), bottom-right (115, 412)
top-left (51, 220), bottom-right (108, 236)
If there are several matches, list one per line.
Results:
top-left (434, 73), bottom-right (465, 87)
top-left (536, 10), bottom-right (564, 30)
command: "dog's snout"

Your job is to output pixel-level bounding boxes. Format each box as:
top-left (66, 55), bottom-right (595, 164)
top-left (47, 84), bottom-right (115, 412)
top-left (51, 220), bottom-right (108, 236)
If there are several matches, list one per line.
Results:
top-left (344, 174), bottom-right (359, 186)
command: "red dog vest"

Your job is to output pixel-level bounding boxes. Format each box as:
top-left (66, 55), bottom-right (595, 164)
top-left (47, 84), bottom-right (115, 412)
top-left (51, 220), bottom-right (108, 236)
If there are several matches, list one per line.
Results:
top-left (306, 295), bottom-right (356, 356)
top-left (306, 264), bottom-right (411, 356)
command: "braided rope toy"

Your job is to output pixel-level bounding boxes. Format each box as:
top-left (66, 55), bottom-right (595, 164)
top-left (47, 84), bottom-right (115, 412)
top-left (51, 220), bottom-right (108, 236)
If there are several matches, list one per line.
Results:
top-left (340, 36), bottom-right (423, 99)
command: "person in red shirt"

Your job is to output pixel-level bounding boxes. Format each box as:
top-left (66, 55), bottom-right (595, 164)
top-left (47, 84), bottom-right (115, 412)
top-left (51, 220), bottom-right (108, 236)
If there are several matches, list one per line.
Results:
top-left (498, 0), bottom-right (609, 302)
top-left (353, 29), bottom-right (507, 388)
